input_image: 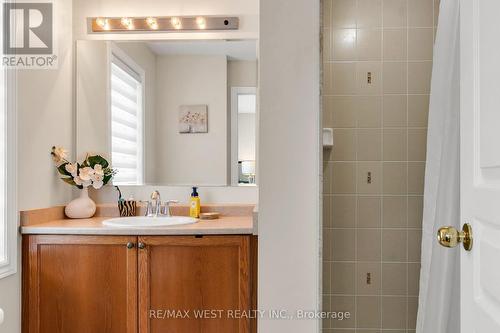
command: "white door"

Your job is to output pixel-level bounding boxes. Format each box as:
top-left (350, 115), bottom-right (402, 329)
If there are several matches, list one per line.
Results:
top-left (459, 0), bottom-right (500, 331)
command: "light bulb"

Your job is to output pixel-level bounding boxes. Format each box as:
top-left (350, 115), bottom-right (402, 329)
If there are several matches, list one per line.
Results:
top-left (95, 17), bottom-right (109, 30)
top-left (170, 17), bottom-right (182, 29)
top-left (121, 17), bottom-right (133, 29)
top-left (196, 17), bottom-right (206, 29)
top-left (146, 17), bottom-right (158, 30)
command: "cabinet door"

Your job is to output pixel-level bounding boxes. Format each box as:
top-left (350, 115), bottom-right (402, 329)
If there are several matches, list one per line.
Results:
top-left (138, 235), bottom-right (250, 333)
top-left (22, 235), bottom-right (138, 333)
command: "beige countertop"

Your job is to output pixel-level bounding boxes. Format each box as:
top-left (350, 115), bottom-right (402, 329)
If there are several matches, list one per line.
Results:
top-left (20, 204), bottom-right (257, 236)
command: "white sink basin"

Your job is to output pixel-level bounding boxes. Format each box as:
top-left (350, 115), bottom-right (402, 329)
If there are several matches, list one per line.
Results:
top-left (102, 216), bottom-right (197, 228)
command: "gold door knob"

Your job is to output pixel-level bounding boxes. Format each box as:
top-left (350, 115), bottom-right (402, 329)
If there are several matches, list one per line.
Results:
top-left (437, 223), bottom-right (473, 251)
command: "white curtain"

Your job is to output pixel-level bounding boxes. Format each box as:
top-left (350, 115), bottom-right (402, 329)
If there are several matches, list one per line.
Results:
top-left (416, 0), bottom-right (460, 332)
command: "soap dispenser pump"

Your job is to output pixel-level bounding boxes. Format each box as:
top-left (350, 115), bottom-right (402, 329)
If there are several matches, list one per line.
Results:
top-left (190, 186), bottom-right (201, 218)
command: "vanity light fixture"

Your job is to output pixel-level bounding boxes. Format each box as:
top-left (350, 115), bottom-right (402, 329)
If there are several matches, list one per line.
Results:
top-left (146, 17), bottom-right (159, 30)
top-left (90, 16), bottom-right (239, 33)
top-left (95, 17), bottom-right (110, 30)
top-left (170, 17), bottom-right (182, 30)
top-left (196, 17), bottom-right (206, 29)
top-left (120, 17), bottom-right (133, 29)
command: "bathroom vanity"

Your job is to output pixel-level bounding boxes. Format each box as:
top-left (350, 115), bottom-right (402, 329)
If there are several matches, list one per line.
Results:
top-left (20, 205), bottom-right (258, 333)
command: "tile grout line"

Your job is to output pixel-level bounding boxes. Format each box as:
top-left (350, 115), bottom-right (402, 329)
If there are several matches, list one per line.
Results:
top-left (380, 0), bottom-right (385, 331)
top-left (353, 0), bottom-right (359, 329)
top-left (406, 0), bottom-right (410, 331)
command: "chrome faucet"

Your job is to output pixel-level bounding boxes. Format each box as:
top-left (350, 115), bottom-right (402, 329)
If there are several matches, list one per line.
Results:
top-left (151, 190), bottom-right (161, 217)
top-left (162, 200), bottom-right (179, 217)
top-left (143, 190), bottom-right (178, 217)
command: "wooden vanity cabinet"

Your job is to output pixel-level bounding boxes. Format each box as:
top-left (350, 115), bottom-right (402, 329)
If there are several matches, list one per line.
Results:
top-left (22, 235), bottom-right (138, 333)
top-left (23, 234), bottom-right (256, 333)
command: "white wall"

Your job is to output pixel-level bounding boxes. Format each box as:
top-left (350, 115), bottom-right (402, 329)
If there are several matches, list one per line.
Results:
top-left (228, 60), bottom-right (258, 87)
top-left (0, 0), bottom-right (74, 331)
top-left (156, 55), bottom-right (227, 185)
top-left (75, 40), bottom-right (108, 158)
top-left (258, 0), bottom-right (321, 333)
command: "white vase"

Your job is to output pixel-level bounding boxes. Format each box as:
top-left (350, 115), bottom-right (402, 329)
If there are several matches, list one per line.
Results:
top-left (65, 187), bottom-right (96, 219)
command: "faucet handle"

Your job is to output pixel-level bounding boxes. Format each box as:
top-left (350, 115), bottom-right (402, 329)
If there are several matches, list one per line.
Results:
top-left (140, 200), bottom-right (154, 217)
top-left (151, 190), bottom-right (161, 200)
top-left (162, 200), bottom-right (179, 216)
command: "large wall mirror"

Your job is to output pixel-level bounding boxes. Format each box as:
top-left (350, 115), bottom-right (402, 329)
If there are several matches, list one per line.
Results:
top-left (76, 39), bottom-right (257, 187)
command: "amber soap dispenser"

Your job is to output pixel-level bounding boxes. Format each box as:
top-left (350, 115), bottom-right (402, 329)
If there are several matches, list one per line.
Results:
top-left (189, 186), bottom-right (201, 218)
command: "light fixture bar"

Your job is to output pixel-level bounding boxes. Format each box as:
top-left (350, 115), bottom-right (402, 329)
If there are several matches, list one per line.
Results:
top-left (90, 16), bottom-right (239, 33)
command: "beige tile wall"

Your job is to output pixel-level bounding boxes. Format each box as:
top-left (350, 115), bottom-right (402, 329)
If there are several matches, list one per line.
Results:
top-left (322, 0), bottom-right (438, 332)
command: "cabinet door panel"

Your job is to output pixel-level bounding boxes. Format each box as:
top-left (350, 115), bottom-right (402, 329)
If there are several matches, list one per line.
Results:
top-left (22, 235), bottom-right (138, 333)
top-left (138, 236), bottom-right (250, 333)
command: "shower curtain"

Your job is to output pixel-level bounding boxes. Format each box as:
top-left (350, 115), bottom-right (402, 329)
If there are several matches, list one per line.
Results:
top-left (416, 0), bottom-right (460, 332)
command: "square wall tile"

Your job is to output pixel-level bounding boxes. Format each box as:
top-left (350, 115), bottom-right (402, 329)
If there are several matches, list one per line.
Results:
top-left (358, 196), bottom-right (382, 228)
top-left (330, 96), bottom-right (357, 128)
top-left (408, 62), bottom-right (432, 94)
top-left (357, 162), bottom-right (382, 194)
top-left (358, 129), bottom-right (382, 161)
top-left (357, 296), bottom-right (382, 328)
top-left (408, 162), bottom-right (425, 194)
top-left (383, 129), bottom-right (407, 161)
top-left (324, 62), bottom-right (334, 94)
top-left (408, 95), bottom-right (430, 127)
top-left (383, 29), bottom-right (407, 61)
top-left (408, 128), bottom-right (427, 161)
top-left (408, 263), bottom-right (421, 296)
top-left (358, 0), bottom-right (382, 28)
top-left (356, 262), bottom-right (382, 295)
top-left (357, 229), bottom-right (382, 261)
top-left (333, 129), bottom-right (357, 161)
top-left (408, 28), bottom-right (434, 61)
top-left (323, 27), bottom-right (332, 62)
top-left (383, 62), bottom-right (407, 94)
top-left (324, 229), bottom-right (334, 261)
top-left (324, 196), bottom-right (333, 228)
top-left (382, 263), bottom-right (407, 295)
top-left (408, 229), bottom-right (422, 262)
top-left (383, 162), bottom-right (408, 194)
top-left (332, 0), bottom-right (357, 29)
top-left (323, 261), bottom-right (332, 293)
top-left (330, 296), bottom-right (356, 328)
top-left (382, 229), bottom-right (407, 261)
top-left (408, 297), bottom-right (418, 329)
top-left (408, 0), bottom-right (434, 27)
top-left (332, 262), bottom-right (355, 294)
top-left (324, 162), bottom-right (333, 194)
top-left (383, 0), bottom-right (407, 27)
top-left (382, 296), bottom-right (407, 329)
top-left (333, 229), bottom-right (356, 261)
top-left (357, 29), bottom-right (382, 60)
top-left (357, 62), bottom-right (383, 95)
top-left (383, 95), bottom-right (407, 127)
top-left (323, 0), bottom-right (332, 29)
top-left (357, 96), bottom-right (383, 128)
top-left (333, 29), bottom-right (357, 60)
top-left (332, 62), bottom-right (358, 95)
top-left (383, 196), bottom-right (407, 228)
top-left (323, 100), bottom-right (333, 129)
top-left (407, 196), bottom-right (423, 228)
top-left (333, 195), bottom-right (357, 227)
top-left (333, 162), bottom-right (356, 194)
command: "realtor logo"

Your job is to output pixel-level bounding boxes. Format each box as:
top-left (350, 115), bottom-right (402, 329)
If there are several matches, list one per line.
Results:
top-left (2, 1), bottom-right (57, 69)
